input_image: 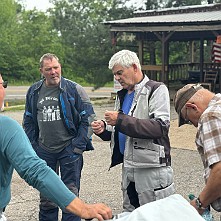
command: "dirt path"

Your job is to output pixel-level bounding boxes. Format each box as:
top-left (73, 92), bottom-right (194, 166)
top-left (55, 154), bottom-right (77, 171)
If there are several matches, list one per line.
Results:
top-left (4, 102), bottom-right (220, 220)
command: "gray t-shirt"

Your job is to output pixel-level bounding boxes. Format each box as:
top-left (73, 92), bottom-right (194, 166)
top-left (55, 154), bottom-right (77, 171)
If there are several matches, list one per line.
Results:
top-left (37, 83), bottom-right (73, 153)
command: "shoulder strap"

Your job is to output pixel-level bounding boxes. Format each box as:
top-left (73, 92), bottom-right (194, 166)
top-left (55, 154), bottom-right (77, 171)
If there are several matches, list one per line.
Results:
top-left (145, 80), bottom-right (164, 119)
top-left (130, 80), bottom-right (163, 116)
top-left (145, 80), bottom-right (164, 102)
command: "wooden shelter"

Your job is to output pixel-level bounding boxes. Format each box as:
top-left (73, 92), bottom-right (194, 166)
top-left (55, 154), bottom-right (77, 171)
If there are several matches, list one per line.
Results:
top-left (104, 3), bottom-right (221, 90)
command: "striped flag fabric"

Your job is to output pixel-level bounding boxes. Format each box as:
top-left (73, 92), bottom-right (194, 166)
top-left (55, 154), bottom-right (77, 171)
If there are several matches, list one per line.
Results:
top-left (212, 42), bottom-right (221, 63)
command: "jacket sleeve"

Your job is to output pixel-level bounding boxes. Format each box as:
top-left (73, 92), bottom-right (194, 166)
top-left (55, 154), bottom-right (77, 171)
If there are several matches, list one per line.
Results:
top-left (115, 85), bottom-right (170, 139)
top-left (94, 121), bottom-right (112, 141)
top-left (1, 117), bottom-right (76, 210)
top-left (22, 86), bottom-right (38, 149)
top-left (71, 84), bottom-right (96, 153)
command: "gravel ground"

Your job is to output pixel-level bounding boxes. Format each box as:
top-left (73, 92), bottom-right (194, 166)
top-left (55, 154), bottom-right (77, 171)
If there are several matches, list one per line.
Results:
top-left (1, 101), bottom-right (220, 220)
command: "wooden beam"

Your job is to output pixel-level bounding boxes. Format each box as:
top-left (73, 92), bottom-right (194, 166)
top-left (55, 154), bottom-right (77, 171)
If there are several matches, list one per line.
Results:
top-left (141, 65), bottom-right (168, 71)
top-left (110, 25), bottom-right (221, 32)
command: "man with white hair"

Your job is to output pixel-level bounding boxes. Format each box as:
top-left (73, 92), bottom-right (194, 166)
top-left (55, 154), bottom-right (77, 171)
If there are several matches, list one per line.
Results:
top-left (91, 49), bottom-right (175, 212)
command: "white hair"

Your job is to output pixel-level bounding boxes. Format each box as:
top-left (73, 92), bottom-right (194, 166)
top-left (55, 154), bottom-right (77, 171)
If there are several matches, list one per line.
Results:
top-left (108, 50), bottom-right (141, 70)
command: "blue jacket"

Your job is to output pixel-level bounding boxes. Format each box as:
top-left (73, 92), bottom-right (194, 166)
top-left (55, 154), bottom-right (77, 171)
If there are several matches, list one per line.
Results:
top-left (0, 115), bottom-right (75, 210)
top-left (23, 77), bottom-right (96, 154)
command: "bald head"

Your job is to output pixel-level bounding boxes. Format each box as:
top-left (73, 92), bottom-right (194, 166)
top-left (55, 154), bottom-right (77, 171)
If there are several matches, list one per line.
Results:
top-left (174, 84), bottom-right (215, 126)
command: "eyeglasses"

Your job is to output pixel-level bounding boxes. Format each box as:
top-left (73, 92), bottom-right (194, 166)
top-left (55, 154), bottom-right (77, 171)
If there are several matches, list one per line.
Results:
top-left (0, 81), bottom-right (8, 88)
top-left (182, 107), bottom-right (191, 125)
top-left (184, 108), bottom-right (189, 122)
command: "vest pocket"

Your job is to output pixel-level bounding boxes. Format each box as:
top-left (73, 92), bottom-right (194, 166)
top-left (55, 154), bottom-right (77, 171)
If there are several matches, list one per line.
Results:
top-left (132, 139), bottom-right (165, 167)
top-left (154, 182), bottom-right (175, 200)
top-left (138, 183), bottom-right (175, 204)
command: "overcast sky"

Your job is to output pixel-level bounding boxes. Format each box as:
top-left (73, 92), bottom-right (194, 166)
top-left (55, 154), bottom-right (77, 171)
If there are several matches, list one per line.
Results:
top-left (23, 0), bottom-right (145, 11)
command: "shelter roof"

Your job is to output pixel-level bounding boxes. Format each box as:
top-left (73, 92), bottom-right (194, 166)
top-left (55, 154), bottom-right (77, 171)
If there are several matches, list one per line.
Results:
top-left (134, 3), bottom-right (221, 16)
top-left (106, 10), bottom-right (221, 24)
top-left (104, 3), bottom-right (221, 37)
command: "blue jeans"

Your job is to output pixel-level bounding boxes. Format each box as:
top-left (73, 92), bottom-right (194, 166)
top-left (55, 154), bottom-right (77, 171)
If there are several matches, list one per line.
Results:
top-left (35, 144), bottom-right (83, 221)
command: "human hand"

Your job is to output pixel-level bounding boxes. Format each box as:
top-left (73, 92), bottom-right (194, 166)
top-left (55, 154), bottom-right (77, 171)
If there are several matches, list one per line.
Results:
top-left (83, 203), bottom-right (112, 221)
top-left (104, 111), bottom-right (118, 126)
top-left (66, 198), bottom-right (112, 221)
top-left (91, 120), bottom-right (105, 134)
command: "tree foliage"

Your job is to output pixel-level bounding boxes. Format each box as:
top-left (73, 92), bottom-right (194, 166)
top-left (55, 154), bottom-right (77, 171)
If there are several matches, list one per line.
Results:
top-left (0, 0), bottom-right (18, 76)
top-left (50, 0), bottom-right (134, 87)
top-left (0, 0), bottom-right (219, 87)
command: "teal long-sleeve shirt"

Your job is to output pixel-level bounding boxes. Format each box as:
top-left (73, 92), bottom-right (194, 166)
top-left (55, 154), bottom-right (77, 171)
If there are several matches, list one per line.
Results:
top-left (0, 115), bottom-right (76, 210)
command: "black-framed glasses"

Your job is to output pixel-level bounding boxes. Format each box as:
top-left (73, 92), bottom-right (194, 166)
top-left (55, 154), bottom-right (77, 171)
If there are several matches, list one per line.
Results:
top-left (0, 81), bottom-right (8, 88)
top-left (183, 108), bottom-right (189, 123)
top-left (182, 107), bottom-right (192, 125)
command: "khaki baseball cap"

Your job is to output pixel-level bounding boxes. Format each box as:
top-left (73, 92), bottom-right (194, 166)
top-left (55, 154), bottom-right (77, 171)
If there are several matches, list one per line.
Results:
top-left (174, 84), bottom-right (203, 126)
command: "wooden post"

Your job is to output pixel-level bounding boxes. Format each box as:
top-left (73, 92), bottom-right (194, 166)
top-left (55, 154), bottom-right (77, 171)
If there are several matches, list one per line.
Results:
top-left (200, 38), bottom-right (204, 82)
top-left (190, 41), bottom-right (195, 63)
top-left (138, 40), bottom-right (144, 65)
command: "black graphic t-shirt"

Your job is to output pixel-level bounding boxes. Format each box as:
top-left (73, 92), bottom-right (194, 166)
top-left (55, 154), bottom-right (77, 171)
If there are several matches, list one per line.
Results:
top-left (37, 83), bottom-right (73, 152)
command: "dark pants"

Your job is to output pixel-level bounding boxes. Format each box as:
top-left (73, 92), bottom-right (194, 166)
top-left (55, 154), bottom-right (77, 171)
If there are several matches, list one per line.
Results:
top-left (36, 144), bottom-right (83, 221)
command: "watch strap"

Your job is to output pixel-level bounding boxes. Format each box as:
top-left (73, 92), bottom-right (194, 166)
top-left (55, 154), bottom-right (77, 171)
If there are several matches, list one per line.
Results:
top-left (196, 197), bottom-right (207, 210)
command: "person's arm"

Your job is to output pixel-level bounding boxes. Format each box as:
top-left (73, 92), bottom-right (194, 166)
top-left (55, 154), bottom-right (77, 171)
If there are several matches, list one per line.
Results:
top-left (3, 116), bottom-right (75, 209)
top-left (66, 197), bottom-right (112, 221)
top-left (106, 85), bottom-right (170, 139)
top-left (70, 84), bottom-right (96, 153)
top-left (190, 162), bottom-right (221, 214)
top-left (91, 120), bottom-right (112, 141)
top-left (22, 85), bottom-right (38, 148)
top-left (191, 114), bottom-right (221, 214)
top-left (2, 116), bottom-right (112, 220)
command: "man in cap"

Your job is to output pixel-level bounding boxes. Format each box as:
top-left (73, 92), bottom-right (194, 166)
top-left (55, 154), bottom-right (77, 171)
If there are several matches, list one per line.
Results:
top-left (174, 83), bottom-right (221, 215)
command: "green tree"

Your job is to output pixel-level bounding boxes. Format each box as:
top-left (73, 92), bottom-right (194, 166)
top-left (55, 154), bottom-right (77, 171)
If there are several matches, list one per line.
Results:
top-left (50, 0), bottom-right (134, 88)
top-left (0, 0), bottom-right (19, 78)
top-left (0, 1), bottom-right (63, 83)
top-left (166, 0), bottom-right (202, 7)
top-left (15, 9), bottom-right (64, 82)
top-left (143, 0), bottom-right (165, 10)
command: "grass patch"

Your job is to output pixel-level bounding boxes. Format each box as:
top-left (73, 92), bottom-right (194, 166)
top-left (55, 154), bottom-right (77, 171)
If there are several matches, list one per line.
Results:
top-left (3, 105), bottom-right (25, 112)
top-left (2, 99), bottom-right (25, 112)
top-left (5, 99), bottom-right (26, 106)
top-left (2, 97), bottom-right (113, 112)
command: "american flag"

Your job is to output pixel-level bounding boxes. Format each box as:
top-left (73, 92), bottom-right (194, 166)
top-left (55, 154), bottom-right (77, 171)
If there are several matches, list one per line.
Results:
top-left (212, 42), bottom-right (221, 63)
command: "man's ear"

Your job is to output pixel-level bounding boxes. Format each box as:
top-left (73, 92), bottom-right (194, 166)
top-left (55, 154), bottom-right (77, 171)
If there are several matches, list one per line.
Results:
top-left (186, 102), bottom-right (198, 110)
top-left (132, 63), bottom-right (138, 71)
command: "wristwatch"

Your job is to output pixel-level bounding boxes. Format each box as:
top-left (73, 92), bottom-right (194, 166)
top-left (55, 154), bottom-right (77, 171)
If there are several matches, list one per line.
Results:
top-left (195, 197), bottom-right (207, 210)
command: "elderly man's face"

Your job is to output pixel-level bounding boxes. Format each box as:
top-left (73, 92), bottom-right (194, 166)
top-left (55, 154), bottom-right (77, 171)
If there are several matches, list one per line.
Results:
top-left (180, 103), bottom-right (201, 127)
top-left (112, 65), bottom-right (136, 92)
top-left (0, 75), bottom-right (5, 109)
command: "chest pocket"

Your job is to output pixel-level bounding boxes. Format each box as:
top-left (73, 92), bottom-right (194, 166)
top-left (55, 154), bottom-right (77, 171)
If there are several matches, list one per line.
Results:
top-left (132, 138), bottom-right (165, 167)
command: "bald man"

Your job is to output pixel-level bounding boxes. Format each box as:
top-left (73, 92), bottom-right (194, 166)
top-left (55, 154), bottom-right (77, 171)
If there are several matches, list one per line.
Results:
top-left (174, 83), bottom-right (221, 217)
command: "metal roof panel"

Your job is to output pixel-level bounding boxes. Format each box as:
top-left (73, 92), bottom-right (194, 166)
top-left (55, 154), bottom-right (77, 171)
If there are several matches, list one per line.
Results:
top-left (105, 10), bottom-right (221, 24)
